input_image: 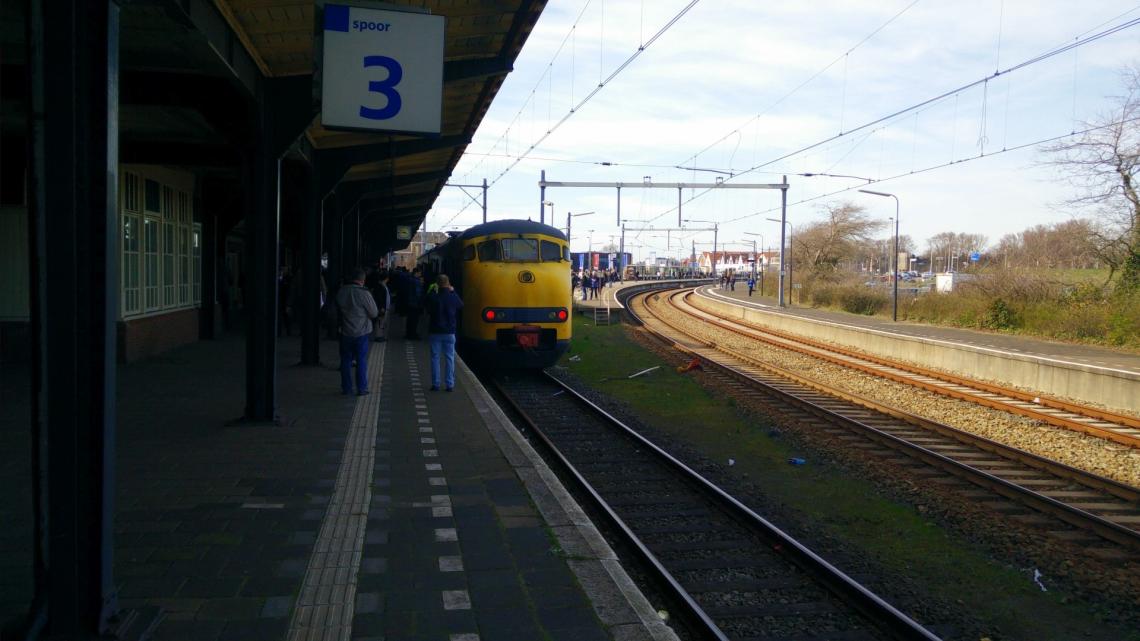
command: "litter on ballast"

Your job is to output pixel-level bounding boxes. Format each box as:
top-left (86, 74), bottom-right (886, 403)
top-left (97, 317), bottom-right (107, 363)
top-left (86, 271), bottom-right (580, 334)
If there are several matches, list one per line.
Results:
top-left (568, 355), bottom-right (581, 362)
top-left (628, 366), bottom-right (660, 379)
top-left (1033, 568), bottom-right (1047, 592)
top-left (788, 457), bottom-right (806, 466)
top-left (728, 458), bottom-right (735, 466)
top-left (552, 390), bottom-right (565, 397)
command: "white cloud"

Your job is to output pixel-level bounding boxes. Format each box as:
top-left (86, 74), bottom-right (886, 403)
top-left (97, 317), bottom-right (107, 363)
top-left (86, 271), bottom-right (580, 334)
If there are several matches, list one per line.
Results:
top-left (432, 1), bottom-right (1140, 252)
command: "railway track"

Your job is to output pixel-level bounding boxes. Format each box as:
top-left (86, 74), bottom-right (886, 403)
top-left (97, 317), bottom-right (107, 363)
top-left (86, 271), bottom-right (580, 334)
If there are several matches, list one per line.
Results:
top-left (491, 371), bottom-right (942, 641)
top-left (624, 288), bottom-right (1140, 554)
top-left (687, 288), bottom-right (1140, 448)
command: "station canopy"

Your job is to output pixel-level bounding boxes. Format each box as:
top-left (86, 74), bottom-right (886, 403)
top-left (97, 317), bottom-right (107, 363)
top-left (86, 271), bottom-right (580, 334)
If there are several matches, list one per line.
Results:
top-left (106, 0), bottom-right (545, 251)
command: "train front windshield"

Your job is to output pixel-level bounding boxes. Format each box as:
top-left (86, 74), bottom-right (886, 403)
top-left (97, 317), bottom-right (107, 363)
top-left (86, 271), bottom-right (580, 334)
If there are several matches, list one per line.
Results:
top-left (477, 238), bottom-right (567, 262)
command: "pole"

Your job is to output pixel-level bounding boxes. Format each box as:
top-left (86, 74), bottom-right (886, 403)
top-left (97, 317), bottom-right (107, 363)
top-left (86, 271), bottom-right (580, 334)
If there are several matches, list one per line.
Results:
top-left (619, 224), bottom-right (625, 281)
top-left (616, 185), bottom-right (621, 226)
top-left (677, 187), bottom-right (682, 228)
top-left (539, 169), bottom-right (546, 223)
top-left (481, 178), bottom-right (487, 224)
top-left (706, 223), bottom-right (715, 276)
top-left (566, 211), bottom-right (571, 244)
top-left (787, 223), bottom-right (793, 306)
top-left (892, 200), bottom-right (899, 322)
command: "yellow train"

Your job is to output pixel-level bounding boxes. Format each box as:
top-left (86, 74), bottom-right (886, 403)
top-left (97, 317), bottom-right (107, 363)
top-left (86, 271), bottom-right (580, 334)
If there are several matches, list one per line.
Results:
top-left (418, 219), bottom-right (572, 368)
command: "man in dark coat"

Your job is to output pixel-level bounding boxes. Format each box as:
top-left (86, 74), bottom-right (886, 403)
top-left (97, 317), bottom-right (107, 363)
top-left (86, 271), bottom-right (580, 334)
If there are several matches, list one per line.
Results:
top-left (426, 274), bottom-right (463, 391)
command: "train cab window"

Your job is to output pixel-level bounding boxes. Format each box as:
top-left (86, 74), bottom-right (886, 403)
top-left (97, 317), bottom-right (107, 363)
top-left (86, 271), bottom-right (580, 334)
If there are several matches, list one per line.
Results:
top-left (462, 244), bottom-right (476, 261)
top-left (478, 240), bottom-right (501, 262)
top-left (540, 240), bottom-right (563, 262)
top-left (562, 245), bottom-right (571, 262)
top-left (502, 238), bottom-right (539, 261)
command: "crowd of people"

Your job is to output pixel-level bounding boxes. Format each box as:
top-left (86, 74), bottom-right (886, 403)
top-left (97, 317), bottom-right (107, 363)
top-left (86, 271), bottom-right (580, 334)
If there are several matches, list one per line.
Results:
top-left (571, 269), bottom-right (619, 301)
top-left (272, 262), bottom-right (463, 396)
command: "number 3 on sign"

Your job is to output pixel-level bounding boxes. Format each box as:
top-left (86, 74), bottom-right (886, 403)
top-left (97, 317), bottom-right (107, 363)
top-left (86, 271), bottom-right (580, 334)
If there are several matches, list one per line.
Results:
top-left (359, 55), bottom-right (402, 120)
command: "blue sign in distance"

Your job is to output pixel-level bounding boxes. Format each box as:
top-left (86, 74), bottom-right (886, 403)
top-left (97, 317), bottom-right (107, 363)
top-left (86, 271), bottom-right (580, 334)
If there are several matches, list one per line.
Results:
top-left (321, 4), bottom-right (445, 134)
top-left (970, 251), bottom-right (981, 262)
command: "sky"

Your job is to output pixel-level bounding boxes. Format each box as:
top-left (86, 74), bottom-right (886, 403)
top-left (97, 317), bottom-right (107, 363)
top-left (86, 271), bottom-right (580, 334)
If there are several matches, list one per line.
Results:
top-left (423, 0), bottom-right (1140, 261)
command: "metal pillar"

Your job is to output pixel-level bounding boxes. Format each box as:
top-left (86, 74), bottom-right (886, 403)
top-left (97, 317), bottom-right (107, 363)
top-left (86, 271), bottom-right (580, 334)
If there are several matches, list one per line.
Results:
top-left (712, 224), bottom-right (718, 277)
top-left (482, 178), bottom-right (488, 224)
top-left (200, 189), bottom-right (217, 339)
top-left (300, 162), bottom-right (323, 365)
top-left (244, 90), bottom-right (281, 423)
top-left (539, 169), bottom-right (546, 223)
top-left (619, 225), bottom-right (625, 280)
top-left (778, 176), bottom-right (787, 307)
top-left (29, 1), bottom-right (120, 636)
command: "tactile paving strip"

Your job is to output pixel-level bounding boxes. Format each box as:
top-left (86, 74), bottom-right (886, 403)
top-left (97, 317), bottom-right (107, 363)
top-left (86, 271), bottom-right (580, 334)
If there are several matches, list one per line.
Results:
top-left (286, 342), bottom-right (386, 641)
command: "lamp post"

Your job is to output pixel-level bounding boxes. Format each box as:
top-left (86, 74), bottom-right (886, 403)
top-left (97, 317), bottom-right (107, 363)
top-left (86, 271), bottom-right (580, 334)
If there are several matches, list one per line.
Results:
top-left (765, 218), bottom-right (793, 306)
top-left (743, 232), bottom-right (764, 293)
top-left (859, 189), bottom-right (900, 322)
top-left (565, 210), bottom-right (595, 247)
top-left (542, 200), bottom-right (555, 225)
top-left (684, 219), bottom-right (718, 277)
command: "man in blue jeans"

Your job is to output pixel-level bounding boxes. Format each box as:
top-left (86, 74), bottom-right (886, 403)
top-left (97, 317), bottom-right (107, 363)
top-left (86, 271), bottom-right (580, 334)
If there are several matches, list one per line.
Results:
top-left (426, 274), bottom-right (464, 391)
top-left (336, 267), bottom-right (379, 395)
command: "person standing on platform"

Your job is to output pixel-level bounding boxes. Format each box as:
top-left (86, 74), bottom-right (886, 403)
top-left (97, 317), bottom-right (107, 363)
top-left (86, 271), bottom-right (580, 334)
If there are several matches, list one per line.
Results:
top-left (426, 274), bottom-right (463, 392)
top-left (747, 276), bottom-right (756, 297)
top-left (404, 268), bottom-right (425, 339)
top-left (336, 267), bottom-right (379, 396)
top-left (371, 270), bottom-right (392, 342)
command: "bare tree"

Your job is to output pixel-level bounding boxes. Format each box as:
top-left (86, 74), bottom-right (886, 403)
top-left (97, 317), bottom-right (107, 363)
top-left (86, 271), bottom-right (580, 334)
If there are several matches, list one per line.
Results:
top-left (793, 202), bottom-right (885, 281)
top-left (1042, 64), bottom-right (1140, 289)
top-left (925, 232), bottom-right (988, 271)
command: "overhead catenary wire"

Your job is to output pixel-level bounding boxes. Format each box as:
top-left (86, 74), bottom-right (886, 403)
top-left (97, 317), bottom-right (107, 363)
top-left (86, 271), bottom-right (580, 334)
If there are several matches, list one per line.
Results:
top-left (721, 115), bottom-right (1140, 226)
top-left (676, 0), bottom-right (923, 171)
top-left (640, 15), bottom-right (1140, 226)
top-left (441, 0), bottom-right (701, 229)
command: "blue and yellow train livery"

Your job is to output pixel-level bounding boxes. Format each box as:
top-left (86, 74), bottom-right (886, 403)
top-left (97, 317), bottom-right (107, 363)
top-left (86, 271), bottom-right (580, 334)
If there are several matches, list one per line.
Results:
top-left (419, 219), bottom-right (572, 369)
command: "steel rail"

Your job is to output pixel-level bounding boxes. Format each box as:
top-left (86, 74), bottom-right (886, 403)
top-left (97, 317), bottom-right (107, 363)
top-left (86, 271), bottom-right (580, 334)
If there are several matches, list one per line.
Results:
top-left (685, 289), bottom-right (1140, 447)
top-left (492, 374), bottom-right (942, 641)
top-left (489, 379), bottom-right (730, 641)
top-left (699, 287), bottom-right (1140, 430)
top-left (625, 288), bottom-right (1140, 551)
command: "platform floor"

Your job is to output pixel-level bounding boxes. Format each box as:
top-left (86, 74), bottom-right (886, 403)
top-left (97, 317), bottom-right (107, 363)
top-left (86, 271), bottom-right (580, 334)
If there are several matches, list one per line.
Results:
top-left (3, 330), bottom-right (676, 641)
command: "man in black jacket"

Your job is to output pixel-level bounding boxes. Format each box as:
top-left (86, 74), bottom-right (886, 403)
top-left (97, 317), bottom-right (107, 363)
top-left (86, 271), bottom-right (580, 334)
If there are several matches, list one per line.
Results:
top-left (426, 274), bottom-right (463, 391)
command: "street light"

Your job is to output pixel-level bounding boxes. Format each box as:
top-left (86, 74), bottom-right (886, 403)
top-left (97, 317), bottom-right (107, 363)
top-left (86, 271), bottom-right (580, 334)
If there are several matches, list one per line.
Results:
top-left (800, 172), bottom-right (873, 183)
top-left (566, 210), bottom-right (595, 247)
top-left (542, 200), bottom-right (554, 225)
top-left (683, 219), bottom-right (719, 277)
top-left (859, 189), bottom-right (900, 322)
top-left (743, 231), bottom-right (764, 292)
top-left (765, 218), bottom-right (793, 306)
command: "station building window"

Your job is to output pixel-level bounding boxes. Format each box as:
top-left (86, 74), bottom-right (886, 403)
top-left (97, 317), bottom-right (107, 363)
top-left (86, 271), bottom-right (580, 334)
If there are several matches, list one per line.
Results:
top-left (120, 169), bottom-right (200, 320)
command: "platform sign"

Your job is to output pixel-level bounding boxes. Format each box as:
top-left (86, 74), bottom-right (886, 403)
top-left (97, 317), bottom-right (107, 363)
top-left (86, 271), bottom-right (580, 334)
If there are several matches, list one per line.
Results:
top-left (320, 4), bottom-right (444, 134)
top-left (970, 251), bottom-right (981, 262)
top-left (395, 225), bottom-right (412, 240)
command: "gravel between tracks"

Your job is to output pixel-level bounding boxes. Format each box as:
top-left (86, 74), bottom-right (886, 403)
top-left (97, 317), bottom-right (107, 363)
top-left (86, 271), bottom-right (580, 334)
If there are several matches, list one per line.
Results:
top-left (676, 294), bottom-right (1140, 488)
top-left (550, 321), bottom-right (1140, 639)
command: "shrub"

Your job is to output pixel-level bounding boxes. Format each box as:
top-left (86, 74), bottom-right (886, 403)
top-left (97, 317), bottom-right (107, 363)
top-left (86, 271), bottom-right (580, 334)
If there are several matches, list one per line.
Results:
top-left (809, 285), bottom-right (836, 308)
top-left (982, 298), bottom-right (1019, 330)
top-left (838, 288), bottom-right (888, 315)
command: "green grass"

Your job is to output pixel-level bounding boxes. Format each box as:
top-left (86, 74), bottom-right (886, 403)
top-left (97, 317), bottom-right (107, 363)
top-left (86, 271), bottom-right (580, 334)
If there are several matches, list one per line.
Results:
top-left (556, 315), bottom-right (1139, 641)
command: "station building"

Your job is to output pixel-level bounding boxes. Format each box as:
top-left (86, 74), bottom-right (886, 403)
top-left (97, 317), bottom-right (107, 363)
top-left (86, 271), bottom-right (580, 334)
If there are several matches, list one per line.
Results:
top-left (0, 1), bottom-right (545, 638)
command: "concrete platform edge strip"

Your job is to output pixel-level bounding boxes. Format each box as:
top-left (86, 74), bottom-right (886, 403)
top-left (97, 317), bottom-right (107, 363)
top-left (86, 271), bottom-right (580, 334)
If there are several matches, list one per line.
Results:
top-left (286, 341), bottom-right (387, 641)
top-left (456, 358), bottom-right (680, 641)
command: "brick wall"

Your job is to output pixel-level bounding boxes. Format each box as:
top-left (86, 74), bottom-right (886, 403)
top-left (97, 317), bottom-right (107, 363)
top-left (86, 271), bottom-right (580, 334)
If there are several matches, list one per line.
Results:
top-left (118, 308), bottom-right (199, 363)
